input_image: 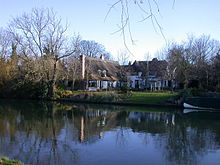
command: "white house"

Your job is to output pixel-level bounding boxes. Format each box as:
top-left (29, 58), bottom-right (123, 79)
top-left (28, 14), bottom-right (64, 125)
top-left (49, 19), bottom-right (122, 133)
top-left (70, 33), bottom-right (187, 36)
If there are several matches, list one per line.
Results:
top-left (80, 55), bottom-right (120, 91)
top-left (77, 55), bottom-right (169, 91)
top-left (126, 58), bottom-right (169, 90)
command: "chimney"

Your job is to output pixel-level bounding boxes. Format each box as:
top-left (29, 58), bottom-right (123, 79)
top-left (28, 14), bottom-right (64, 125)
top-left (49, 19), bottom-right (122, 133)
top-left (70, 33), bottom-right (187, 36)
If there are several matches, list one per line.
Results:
top-left (138, 72), bottom-right (142, 77)
top-left (152, 58), bottom-right (158, 62)
top-left (103, 70), bottom-right (107, 77)
top-left (80, 55), bottom-right (85, 79)
top-left (100, 54), bottom-right (105, 60)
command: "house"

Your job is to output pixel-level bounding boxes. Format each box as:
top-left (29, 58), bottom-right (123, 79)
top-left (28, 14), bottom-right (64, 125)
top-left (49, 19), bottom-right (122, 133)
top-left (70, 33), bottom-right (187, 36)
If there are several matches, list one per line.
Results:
top-left (78, 55), bottom-right (169, 91)
top-left (125, 58), bottom-right (169, 90)
top-left (80, 55), bottom-right (120, 91)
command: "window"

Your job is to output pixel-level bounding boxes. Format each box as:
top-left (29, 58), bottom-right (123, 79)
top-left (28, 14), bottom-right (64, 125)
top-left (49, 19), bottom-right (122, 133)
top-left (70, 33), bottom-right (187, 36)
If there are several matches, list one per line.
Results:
top-left (89, 80), bottom-right (97, 87)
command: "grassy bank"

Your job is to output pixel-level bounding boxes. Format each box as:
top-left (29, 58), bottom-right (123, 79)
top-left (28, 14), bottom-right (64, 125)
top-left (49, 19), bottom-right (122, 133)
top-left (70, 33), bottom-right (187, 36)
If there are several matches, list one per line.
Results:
top-left (0, 157), bottom-right (24, 165)
top-left (122, 92), bottom-right (177, 104)
top-left (58, 90), bottom-right (177, 106)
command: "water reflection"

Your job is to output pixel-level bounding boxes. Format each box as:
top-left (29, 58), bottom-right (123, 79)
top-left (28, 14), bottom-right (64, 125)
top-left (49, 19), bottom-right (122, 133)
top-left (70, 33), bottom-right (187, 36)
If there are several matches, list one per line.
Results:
top-left (0, 100), bottom-right (220, 165)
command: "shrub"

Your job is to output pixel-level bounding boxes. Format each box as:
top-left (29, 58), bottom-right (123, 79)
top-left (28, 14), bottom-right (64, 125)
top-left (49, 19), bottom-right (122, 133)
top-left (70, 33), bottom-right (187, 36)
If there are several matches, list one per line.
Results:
top-left (120, 86), bottom-right (130, 94)
top-left (70, 91), bottom-right (121, 103)
top-left (0, 79), bottom-right (48, 99)
top-left (89, 93), bottom-right (119, 102)
top-left (178, 88), bottom-right (207, 99)
top-left (0, 157), bottom-right (24, 165)
top-left (54, 88), bottom-right (73, 99)
top-left (216, 84), bottom-right (220, 92)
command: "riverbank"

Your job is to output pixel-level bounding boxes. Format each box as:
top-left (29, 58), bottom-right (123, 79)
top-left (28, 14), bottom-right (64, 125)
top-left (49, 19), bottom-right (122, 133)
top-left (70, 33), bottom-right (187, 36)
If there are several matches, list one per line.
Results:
top-left (0, 157), bottom-right (24, 165)
top-left (57, 91), bottom-right (181, 109)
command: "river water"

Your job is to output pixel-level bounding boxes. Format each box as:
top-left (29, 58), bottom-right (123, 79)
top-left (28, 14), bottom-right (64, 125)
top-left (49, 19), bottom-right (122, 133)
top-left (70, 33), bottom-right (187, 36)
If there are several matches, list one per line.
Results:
top-left (0, 100), bottom-right (220, 165)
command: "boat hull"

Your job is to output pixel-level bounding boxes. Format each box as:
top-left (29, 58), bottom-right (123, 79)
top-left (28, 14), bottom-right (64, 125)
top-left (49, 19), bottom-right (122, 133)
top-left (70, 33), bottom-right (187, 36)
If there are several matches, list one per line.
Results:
top-left (183, 97), bottom-right (220, 110)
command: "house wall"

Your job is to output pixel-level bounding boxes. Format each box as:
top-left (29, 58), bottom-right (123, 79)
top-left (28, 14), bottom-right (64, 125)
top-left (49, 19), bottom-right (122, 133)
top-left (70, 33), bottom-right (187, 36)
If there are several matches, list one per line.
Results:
top-left (128, 75), bottom-right (143, 89)
top-left (87, 80), bottom-right (118, 91)
top-left (112, 81), bottom-right (117, 88)
top-left (102, 81), bottom-right (108, 89)
top-left (128, 75), bottom-right (169, 89)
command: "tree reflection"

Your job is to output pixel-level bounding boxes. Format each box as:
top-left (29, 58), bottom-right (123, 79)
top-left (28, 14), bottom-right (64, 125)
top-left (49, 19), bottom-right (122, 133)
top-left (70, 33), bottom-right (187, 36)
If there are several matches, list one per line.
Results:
top-left (0, 100), bottom-right (220, 165)
top-left (155, 113), bottom-right (220, 165)
top-left (0, 100), bottom-right (79, 165)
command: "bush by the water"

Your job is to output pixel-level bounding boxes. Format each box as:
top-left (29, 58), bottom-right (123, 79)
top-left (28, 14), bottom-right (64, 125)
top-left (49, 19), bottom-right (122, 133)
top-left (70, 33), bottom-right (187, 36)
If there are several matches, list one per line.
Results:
top-left (0, 157), bottom-right (24, 165)
top-left (71, 92), bottom-right (121, 103)
top-left (0, 80), bottom-right (48, 99)
top-left (120, 86), bottom-right (130, 93)
top-left (178, 88), bottom-right (208, 98)
top-left (54, 88), bottom-right (73, 99)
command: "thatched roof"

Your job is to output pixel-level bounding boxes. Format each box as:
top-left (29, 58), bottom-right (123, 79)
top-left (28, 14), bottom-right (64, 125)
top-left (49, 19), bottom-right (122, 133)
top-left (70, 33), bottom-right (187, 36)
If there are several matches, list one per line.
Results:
top-left (125, 58), bottom-right (168, 78)
top-left (84, 56), bottom-right (120, 81)
top-left (82, 56), bottom-right (167, 81)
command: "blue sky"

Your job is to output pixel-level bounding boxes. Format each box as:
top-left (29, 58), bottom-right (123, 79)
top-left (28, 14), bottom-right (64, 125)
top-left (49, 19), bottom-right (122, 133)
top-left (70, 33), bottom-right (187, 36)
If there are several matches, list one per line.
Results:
top-left (0, 0), bottom-right (219, 60)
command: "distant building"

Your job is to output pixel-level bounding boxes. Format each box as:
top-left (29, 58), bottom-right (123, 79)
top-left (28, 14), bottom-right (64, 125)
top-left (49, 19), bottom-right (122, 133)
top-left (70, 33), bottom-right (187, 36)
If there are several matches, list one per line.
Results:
top-left (80, 54), bottom-right (120, 91)
top-left (77, 55), bottom-right (169, 91)
top-left (125, 58), bottom-right (169, 90)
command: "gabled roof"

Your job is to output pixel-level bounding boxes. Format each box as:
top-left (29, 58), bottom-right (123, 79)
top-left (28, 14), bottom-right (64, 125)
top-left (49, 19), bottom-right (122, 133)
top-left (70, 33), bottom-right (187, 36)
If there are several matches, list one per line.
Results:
top-left (126, 58), bottom-right (168, 78)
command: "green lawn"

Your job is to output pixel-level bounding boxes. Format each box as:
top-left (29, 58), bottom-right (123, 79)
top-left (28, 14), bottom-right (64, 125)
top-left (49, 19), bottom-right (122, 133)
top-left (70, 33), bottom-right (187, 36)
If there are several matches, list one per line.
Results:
top-left (123, 92), bottom-right (177, 104)
top-left (62, 90), bottom-right (177, 105)
top-left (71, 90), bottom-right (112, 96)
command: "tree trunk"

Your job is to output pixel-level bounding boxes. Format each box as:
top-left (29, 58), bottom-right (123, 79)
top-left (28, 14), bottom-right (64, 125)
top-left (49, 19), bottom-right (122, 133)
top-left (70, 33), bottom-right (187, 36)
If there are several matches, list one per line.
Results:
top-left (184, 77), bottom-right (189, 89)
top-left (71, 78), bottom-right (75, 91)
top-left (48, 60), bottom-right (58, 98)
top-left (48, 81), bottom-right (55, 98)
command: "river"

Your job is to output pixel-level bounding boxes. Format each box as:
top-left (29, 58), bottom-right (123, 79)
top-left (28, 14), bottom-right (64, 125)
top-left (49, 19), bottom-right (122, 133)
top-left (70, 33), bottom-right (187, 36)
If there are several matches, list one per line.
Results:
top-left (0, 100), bottom-right (220, 165)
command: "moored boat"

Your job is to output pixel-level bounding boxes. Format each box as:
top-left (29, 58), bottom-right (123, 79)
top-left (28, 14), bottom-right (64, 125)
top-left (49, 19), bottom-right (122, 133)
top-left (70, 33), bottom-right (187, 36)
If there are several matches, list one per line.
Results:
top-left (183, 108), bottom-right (213, 114)
top-left (183, 97), bottom-right (220, 110)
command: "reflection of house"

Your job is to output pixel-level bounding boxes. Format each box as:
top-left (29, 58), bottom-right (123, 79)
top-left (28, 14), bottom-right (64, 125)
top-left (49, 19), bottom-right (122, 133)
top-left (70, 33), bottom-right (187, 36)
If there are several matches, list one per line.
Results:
top-left (73, 107), bottom-right (118, 143)
top-left (125, 58), bottom-right (169, 90)
top-left (80, 55), bottom-right (120, 90)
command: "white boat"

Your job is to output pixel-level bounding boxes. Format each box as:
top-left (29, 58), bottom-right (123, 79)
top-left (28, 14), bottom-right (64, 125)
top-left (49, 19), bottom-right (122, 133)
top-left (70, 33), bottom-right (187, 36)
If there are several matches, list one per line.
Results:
top-left (183, 97), bottom-right (220, 110)
top-left (183, 108), bottom-right (212, 114)
top-left (183, 103), bottom-right (213, 110)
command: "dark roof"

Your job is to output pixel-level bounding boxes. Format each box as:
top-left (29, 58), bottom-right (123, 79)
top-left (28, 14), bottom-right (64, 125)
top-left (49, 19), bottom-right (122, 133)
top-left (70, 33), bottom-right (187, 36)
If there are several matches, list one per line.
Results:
top-left (126, 58), bottom-right (168, 78)
top-left (84, 56), bottom-right (120, 81)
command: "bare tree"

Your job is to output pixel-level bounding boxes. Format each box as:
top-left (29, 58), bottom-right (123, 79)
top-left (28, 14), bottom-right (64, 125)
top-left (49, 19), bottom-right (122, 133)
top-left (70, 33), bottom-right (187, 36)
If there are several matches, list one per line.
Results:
top-left (0, 28), bottom-right (11, 59)
top-left (116, 50), bottom-right (131, 87)
top-left (79, 40), bottom-right (111, 59)
top-left (166, 43), bottom-right (185, 89)
top-left (9, 8), bottom-right (80, 98)
top-left (116, 49), bottom-right (130, 65)
top-left (184, 35), bottom-right (220, 88)
top-left (66, 56), bottom-right (80, 90)
top-left (165, 35), bottom-right (220, 90)
top-left (0, 28), bottom-right (18, 87)
top-left (211, 50), bottom-right (220, 90)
